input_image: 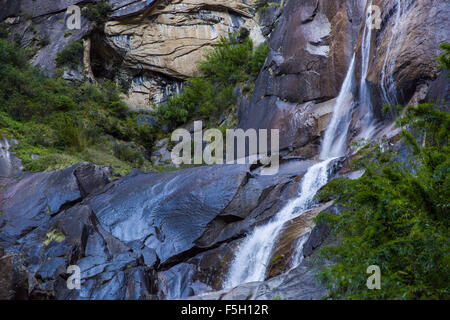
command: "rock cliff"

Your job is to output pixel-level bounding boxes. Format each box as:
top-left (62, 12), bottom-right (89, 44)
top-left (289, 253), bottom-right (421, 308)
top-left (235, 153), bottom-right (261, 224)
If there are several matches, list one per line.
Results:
top-left (0, 0), bottom-right (448, 300)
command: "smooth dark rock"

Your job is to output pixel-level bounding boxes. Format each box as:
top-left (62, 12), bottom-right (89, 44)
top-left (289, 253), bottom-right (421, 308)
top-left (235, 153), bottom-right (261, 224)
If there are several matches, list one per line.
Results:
top-left (109, 0), bottom-right (156, 18)
top-left (425, 69), bottom-right (450, 108)
top-left (302, 222), bottom-right (330, 258)
top-left (0, 163), bottom-right (110, 245)
top-left (188, 258), bottom-right (328, 300)
top-left (87, 164), bottom-right (250, 264)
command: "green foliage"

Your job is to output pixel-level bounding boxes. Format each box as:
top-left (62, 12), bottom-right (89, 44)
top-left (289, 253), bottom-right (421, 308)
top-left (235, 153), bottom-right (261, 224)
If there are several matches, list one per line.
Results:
top-left (315, 102), bottom-right (450, 299)
top-left (82, 1), bottom-right (113, 28)
top-left (0, 38), bottom-right (154, 175)
top-left (437, 42), bottom-right (450, 71)
top-left (55, 40), bottom-right (84, 69)
top-left (113, 143), bottom-right (145, 167)
top-left (155, 35), bottom-right (268, 129)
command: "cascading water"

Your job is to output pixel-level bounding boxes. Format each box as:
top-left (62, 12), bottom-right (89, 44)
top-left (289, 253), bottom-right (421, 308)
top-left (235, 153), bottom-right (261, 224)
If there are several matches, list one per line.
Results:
top-left (358, 0), bottom-right (377, 140)
top-left (319, 54), bottom-right (356, 160)
top-left (380, 0), bottom-right (405, 106)
top-left (222, 1), bottom-right (375, 291)
top-left (223, 158), bottom-right (334, 289)
top-left (289, 233), bottom-right (310, 269)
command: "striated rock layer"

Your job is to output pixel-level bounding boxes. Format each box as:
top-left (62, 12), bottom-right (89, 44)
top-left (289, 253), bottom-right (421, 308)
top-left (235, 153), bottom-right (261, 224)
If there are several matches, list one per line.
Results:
top-left (102, 0), bottom-right (264, 108)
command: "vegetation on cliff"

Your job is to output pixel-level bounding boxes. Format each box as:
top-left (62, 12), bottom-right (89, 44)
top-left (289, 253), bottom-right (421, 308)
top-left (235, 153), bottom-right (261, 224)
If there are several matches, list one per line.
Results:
top-left (154, 33), bottom-right (268, 129)
top-left (55, 40), bottom-right (84, 69)
top-left (315, 44), bottom-right (450, 300)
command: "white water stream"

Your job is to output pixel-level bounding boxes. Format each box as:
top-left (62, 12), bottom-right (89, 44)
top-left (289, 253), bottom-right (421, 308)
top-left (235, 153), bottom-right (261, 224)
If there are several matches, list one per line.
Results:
top-left (222, 0), bottom-right (387, 290)
top-left (358, 0), bottom-right (377, 140)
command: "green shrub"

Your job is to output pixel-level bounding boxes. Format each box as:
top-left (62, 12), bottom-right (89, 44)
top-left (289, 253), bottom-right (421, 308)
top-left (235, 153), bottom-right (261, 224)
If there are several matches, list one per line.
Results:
top-left (109, 100), bottom-right (128, 117)
top-left (438, 42), bottom-right (450, 71)
top-left (155, 34), bottom-right (268, 128)
top-left (54, 115), bottom-right (88, 152)
top-left (0, 37), bottom-right (153, 173)
top-left (135, 122), bottom-right (158, 151)
top-left (254, 0), bottom-right (273, 12)
top-left (0, 38), bottom-right (28, 68)
top-left (83, 2), bottom-right (113, 28)
top-left (315, 101), bottom-right (450, 299)
top-left (55, 41), bottom-right (84, 69)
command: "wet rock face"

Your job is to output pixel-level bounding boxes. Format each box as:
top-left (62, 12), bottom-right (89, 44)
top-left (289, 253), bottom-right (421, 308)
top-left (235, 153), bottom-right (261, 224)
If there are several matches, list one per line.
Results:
top-left (0, 251), bottom-right (31, 300)
top-left (102, 0), bottom-right (263, 109)
top-left (156, 240), bottom-right (241, 300)
top-left (5, 203), bottom-right (157, 300)
top-left (87, 164), bottom-right (250, 265)
top-left (367, 0), bottom-right (450, 114)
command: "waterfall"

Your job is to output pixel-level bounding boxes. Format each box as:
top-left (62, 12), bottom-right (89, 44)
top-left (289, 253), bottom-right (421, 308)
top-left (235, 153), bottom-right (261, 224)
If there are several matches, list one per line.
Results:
top-left (222, 1), bottom-right (375, 291)
top-left (289, 233), bottom-right (310, 269)
top-left (223, 53), bottom-right (359, 290)
top-left (380, 0), bottom-right (404, 106)
top-left (223, 158), bottom-right (334, 289)
top-left (319, 54), bottom-right (356, 160)
top-left (358, 0), bottom-right (377, 140)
